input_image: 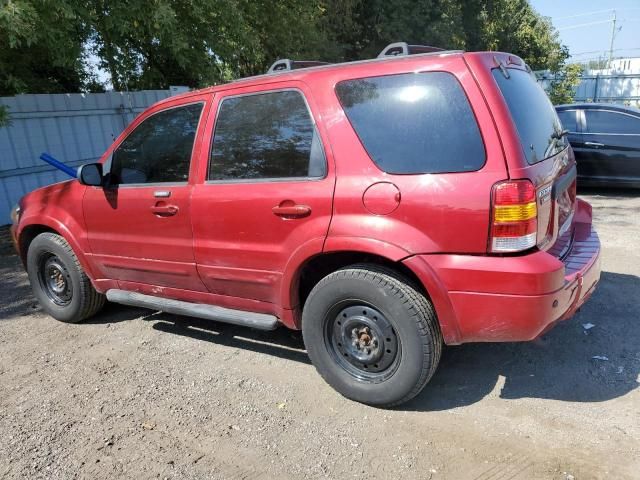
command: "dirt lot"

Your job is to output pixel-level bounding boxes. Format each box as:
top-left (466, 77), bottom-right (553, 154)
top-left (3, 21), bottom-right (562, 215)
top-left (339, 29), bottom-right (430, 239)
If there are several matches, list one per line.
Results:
top-left (1, 189), bottom-right (639, 480)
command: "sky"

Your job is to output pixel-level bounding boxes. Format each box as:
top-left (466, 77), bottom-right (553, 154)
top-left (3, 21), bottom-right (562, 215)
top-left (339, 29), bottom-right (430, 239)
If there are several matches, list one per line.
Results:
top-left (531, 0), bottom-right (640, 63)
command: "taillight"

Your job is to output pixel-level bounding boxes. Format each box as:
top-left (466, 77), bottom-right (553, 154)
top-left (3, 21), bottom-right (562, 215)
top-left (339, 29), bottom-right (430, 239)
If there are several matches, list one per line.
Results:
top-left (490, 180), bottom-right (537, 253)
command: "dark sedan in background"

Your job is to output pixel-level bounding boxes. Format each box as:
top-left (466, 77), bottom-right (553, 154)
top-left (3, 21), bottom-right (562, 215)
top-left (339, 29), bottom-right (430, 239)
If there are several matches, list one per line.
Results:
top-left (556, 103), bottom-right (640, 188)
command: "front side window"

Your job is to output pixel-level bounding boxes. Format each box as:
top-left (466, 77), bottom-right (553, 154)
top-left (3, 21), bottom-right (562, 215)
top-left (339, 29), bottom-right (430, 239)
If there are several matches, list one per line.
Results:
top-left (111, 103), bottom-right (203, 184)
top-left (585, 110), bottom-right (640, 135)
top-left (492, 68), bottom-right (567, 164)
top-left (209, 90), bottom-right (326, 181)
top-left (335, 72), bottom-right (485, 174)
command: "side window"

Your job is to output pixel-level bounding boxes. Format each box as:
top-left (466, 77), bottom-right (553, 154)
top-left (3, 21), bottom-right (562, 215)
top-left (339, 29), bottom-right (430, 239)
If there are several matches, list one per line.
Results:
top-left (585, 110), bottom-right (640, 135)
top-left (111, 103), bottom-right (204, 184)
top-left (209, 90), bottom-right (325, 181)
top-left (557, 110), bottom-right (578, 132)
top-left (335, 72), bottom-right (485, 174)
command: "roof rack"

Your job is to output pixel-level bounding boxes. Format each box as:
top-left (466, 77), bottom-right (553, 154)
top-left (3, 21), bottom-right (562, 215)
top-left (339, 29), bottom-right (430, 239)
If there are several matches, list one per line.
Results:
top-left (267, 59), bottom-right (330, 74)
top-left (377, 42), bottom-right (445, 58)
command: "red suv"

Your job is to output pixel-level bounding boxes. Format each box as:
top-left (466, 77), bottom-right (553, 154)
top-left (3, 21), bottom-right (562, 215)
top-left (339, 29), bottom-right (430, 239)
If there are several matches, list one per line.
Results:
top-left (11, 45), bottom-right (601, 407)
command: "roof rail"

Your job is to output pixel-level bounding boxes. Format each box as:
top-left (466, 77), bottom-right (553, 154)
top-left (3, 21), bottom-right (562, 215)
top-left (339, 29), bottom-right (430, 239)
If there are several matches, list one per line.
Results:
top-left (377, 42), bottom-right (445, 58)
top-left (267, 59), bottom-right (330, 74)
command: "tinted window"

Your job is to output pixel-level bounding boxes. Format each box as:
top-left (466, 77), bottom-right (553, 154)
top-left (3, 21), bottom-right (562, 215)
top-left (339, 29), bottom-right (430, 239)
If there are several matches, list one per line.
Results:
top-left (557, 110), bottom-right (578, 132)
top-left (111, 103), bottom-right (203, 184)
top-left (209, 90), bottom-right (325, 180)
top-left (335, 72), bottom-right (485, 174)
top-left (493, 69), bottom-right (567, 164)
top-left (585, 110), bottom-right (640, 134)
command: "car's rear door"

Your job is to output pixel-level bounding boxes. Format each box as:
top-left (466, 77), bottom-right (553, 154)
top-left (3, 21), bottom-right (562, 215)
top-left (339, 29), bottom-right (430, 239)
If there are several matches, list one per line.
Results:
top-left (83, 95), bottom-right (210, 291)
top-left (582, 108), bottom-right (640, 185)
top-left (190, 81), bottom-right (335, 308)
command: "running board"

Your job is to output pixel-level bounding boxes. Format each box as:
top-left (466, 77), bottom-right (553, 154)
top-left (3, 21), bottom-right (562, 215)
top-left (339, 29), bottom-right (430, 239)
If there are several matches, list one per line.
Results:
top-left (105, 289), bottom-right (279, 330)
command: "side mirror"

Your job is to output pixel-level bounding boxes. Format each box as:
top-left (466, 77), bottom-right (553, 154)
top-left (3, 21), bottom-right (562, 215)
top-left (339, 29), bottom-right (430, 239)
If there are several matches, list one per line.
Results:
top-left (78, 163), bottom-right (103, 186)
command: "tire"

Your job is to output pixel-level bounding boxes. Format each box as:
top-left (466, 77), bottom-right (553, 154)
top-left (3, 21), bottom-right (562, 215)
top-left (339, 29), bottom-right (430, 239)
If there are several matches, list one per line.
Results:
top-left (302, 264), bottom-right (442, 407)
top-left (26, 232), bottom-right (105, 323)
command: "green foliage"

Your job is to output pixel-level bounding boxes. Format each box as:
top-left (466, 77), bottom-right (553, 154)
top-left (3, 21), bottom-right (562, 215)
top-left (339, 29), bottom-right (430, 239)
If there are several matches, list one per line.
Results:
top-left (317, 0), bottom-right (464, 61)
top-left (461, 0), bottom-right (568, 71)
top-left (0, 0), bottom-right (571, 93)
top-left (0, 0), bottom-right (101, 95)
top-left (547, 63), bottom-right (583, 105)
top-left (0, 104), bottom-right (10, 127)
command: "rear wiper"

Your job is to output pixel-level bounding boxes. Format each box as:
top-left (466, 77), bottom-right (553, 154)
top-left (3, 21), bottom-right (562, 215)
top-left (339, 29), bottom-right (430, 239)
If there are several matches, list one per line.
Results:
top-left (551, 129), bottom-right (569, 140)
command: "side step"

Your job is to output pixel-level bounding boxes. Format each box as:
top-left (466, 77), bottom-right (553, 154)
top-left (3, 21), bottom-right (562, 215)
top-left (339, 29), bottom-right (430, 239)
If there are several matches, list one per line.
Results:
top-left (105, 289), bottom-right (279, 331)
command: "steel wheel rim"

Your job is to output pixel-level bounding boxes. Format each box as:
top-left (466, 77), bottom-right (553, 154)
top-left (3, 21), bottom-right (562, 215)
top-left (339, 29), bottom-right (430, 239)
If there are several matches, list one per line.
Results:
top-left (38, 253), bottom-right (73, 306)
top-left (325, 302), bottom-right (400, 382)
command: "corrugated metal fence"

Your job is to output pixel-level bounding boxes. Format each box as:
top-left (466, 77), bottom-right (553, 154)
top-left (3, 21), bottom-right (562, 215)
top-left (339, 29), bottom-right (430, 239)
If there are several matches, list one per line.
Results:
top-left (538, 73), bottom-right (640, 107)
top-left (0, 90), bottom-right (173, 223)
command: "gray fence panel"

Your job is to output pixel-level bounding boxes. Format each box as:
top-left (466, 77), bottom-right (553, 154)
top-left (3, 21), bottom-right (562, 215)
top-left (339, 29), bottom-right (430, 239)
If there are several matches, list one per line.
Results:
top-left (0, 90), bottom-right (171, 224)
top-left (538, 73), bottom-right (640, 106)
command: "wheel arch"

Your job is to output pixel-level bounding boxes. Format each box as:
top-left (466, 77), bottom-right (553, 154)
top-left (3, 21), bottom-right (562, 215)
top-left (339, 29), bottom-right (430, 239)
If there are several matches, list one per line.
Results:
top-left (287, 247), bottom-right (461, 344)
top-left (16, 217), bottom-right (97, 281)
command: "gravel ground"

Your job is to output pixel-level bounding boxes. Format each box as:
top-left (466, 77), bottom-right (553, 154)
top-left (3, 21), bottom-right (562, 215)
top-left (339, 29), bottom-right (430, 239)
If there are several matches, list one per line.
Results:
top-left (0, 189), bottom-right (639, 480)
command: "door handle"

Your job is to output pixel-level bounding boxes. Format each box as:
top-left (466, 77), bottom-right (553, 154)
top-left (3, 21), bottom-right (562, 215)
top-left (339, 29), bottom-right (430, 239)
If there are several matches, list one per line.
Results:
top-left (150, 204), bottom-right (179, 216)
top-left (272, 203), bottom-right (311, 218)
top-left (584, 141), bottom-right (604, 147)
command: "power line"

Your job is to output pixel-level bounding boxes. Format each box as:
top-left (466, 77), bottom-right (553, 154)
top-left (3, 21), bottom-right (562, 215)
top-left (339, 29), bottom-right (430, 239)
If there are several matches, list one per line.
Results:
top-left (555, 7), bottom-right (640, 21)
top-left (557, 19), bottom-right (612, 31)
top-left (572, 47), bottom-right (640, 57)
top-left (555, 9), bottom-right (614, 21)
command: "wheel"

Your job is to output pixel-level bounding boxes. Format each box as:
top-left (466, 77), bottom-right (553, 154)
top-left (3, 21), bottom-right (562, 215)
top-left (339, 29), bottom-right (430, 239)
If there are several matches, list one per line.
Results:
top-left (26, 232), bottom-right (105, 323)
top-left (302, 264), bottom-right (442, 407)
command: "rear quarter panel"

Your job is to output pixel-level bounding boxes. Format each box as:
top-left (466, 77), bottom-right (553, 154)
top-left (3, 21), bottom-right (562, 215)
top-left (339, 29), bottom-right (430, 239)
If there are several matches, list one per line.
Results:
top-left (306, 54), bottom-right (508, 256)
top-left (464, 52), bottom-right (577, 250)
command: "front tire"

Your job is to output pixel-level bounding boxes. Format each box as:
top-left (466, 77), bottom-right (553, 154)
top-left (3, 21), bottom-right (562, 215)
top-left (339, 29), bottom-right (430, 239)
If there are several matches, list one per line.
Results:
top-left (27, 232), bottom-right (105, 323)
top-left (302, 264), bottom-right (442, 407)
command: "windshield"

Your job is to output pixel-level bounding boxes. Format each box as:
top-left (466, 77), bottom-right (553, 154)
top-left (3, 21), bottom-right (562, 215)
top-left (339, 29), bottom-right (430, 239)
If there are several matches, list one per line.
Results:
top-left (492, 68), bottom-right (567, 164)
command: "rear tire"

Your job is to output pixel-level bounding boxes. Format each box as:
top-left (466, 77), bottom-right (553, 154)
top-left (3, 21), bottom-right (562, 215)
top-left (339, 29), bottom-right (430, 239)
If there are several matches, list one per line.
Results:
top-left (27, 233), bottom-right (105, 323)
top-left (302, 264), bottom-right (442, 407)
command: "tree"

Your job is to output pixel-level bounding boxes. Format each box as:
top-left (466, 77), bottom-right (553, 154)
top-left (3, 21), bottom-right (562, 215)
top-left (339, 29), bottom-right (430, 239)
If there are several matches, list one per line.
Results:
top-left (0, 105), bottom-right (9, 127)
top-left (84, 0), bottom-right (327, 90)
top-left (0, 0), bottom-right (572, 94)
top-left (0, 0), bottom-right (100, 95)
top-left (317, 0), bottom-right (464, 61)
top-left (461, 0), bottom-right (567, 71)
top-left (547, 63), bottom-right (583, 105)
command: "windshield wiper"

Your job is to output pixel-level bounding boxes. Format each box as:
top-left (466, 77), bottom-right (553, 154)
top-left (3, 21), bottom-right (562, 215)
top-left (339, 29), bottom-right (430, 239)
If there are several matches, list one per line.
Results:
top-left (551, 129), bottom-right (569, 140)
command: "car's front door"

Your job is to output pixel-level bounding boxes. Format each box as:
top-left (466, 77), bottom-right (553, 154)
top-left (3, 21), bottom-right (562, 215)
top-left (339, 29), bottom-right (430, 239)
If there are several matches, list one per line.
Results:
top-left (83, 97), bottom-right (209, 291)
top-left (191, 83), bottom-right (335, 308)
top-left (581, 109), bottom-right (640, 185)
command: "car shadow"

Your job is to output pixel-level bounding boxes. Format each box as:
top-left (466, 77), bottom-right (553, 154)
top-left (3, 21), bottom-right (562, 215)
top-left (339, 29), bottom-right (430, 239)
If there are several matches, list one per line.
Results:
top-left (0, 253), bottom-right (42, 320)
top-left (151, 315), bottom-right (311, 365)
top-left (405, 271), bottom-right (640, 410)
top-left (86, 302), bottom-right (311, 365)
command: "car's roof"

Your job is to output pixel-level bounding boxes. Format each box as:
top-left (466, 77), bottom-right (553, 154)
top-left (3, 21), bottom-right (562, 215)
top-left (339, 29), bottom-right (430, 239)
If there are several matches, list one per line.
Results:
top-left (156, 49), bottom-right (468, 105)
top-left (556, 103), bottom-right (640, 115)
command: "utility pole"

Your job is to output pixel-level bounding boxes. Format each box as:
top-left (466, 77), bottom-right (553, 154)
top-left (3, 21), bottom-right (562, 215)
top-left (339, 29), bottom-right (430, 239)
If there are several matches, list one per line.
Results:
top-left (608, 10), bottom-right (617, 70)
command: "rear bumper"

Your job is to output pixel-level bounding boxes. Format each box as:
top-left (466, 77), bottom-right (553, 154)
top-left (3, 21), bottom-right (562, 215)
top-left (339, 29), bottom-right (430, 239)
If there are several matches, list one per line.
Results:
top-left (405, 199), bottom-right (601, 344)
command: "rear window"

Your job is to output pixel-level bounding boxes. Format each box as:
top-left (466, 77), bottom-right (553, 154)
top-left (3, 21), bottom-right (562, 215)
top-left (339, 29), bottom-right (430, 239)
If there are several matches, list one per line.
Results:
top-left (335, 72), bottom-right (485, 174)
top-left (493, 68), bottom-right (567, 164)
